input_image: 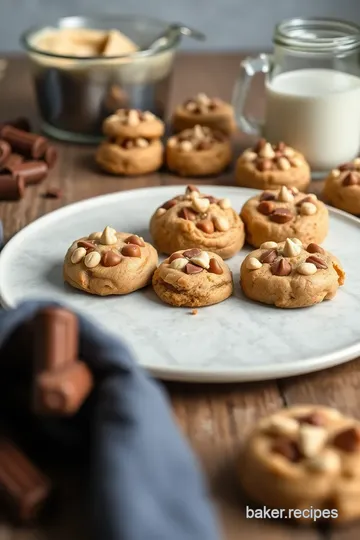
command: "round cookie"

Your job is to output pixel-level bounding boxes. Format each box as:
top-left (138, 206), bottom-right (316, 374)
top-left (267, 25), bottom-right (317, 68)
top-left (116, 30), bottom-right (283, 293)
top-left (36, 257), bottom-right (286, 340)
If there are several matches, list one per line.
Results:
top-left (152, 248), bottom-right (233, 307)
top-left (172, 92), bottom-right (236, 135)
top-left (323, 159), bottom-right (360, 215)
top-left (150, 185), bottom-right (245, 259)
top-left (236, 139), bottom-right (311, 192)
top-left (240, 186), bottom-right (328, 248)
top-left (240, 405), bottom-right (360, 523)
top-left (96, 138), bottom-right (163, 175)
top-left (63, 227), bottom-right (158, 296)
top-left (102, 108), bottom-right (165, 139)
top-left (240, 238), bottom-right (345, 308)
top-left (166, 125), bottom-right (232, 177)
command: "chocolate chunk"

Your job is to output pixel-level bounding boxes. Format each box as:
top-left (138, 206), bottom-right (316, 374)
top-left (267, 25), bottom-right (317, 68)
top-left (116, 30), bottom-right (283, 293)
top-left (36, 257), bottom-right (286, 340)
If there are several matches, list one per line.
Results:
top-left (271, 258), bottom-right (292, 276)
top-left (298, 412), bottom-right (325, 426)
top-left (306, 243), bottom-right (325, 254)
top-left (183, 248), bottom-right (202, 259)
top-left (253, 138), bottom-right (267, 152)
top-left (179, 207), bottom-right (197, 221)
top-left (186, 184), bottom-right (199, 193)
top-left (0, 126), bottom-right (48, 159)
top-left (0, 140), bottom-right (11, 166)
top-left (124, 234), bottom-right (145, 247)
top-left (169, 252), bottom-right (184, 263)
top-left (342, 172), bottom-right (359, 186)
top-left (260, 249), bottom-right (277, 264)
top-left (43, 187), bottom-right (61, 199)
top-left (259, 191), bottom-right (276, 201)
top-left (162, 199), bottom-right (177, 210)
top-left (333, 427), bottom-right (360, 452)
top-left (121, 244), bottom-right (141, 257)
top-left (256, 158), bottom-right (273, 172)
top-left (272, 437), bottom-right (302, 462)
top-left (43, 145), bottom-right (58, 169)
top-left (270, 208), bottom-right (293, 223)
top-left (197, 140), bottom-right (212, 151)
top-left (102, 250), bottom-right (122, 267)
top-left (196, 220), bottom-right (215, 234)
top-left (185, 262), bottom-right (204, 274)
top-left (208, 258), bottom-right (223, 275)
top-left (0, 175), bottom-right (25, 201)
top-left (306, 255), bottom-right (328, 269)
top-left (339, 162), bottom-right (356, 171)
top-left (8, 160), bottom-right (48, 185)
top-left (77, 240), bottom-right (95, 251)
top-left (257, 200), bottom-right (274, 215)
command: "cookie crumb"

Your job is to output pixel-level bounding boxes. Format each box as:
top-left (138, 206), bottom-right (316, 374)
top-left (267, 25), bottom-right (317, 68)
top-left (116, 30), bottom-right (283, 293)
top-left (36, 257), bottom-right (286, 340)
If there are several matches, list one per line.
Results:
top-left (190, 309), bottom-right (198, 316)
top-left (43, 187), bottom-right (62, 199)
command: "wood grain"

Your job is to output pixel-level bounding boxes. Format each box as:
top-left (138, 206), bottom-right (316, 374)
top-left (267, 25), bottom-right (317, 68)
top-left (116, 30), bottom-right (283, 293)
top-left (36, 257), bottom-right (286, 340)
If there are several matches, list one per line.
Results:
top-left (0, 54), bottom-right (359, 539)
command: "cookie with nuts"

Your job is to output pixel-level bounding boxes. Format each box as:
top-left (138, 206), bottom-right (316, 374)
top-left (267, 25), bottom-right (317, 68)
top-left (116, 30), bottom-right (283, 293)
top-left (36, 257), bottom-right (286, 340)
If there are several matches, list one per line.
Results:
top-left (240, 186), bottom-right (328, 248)
top-left (152, 248), bottom-right (233, 307)
top-left (96, 138), bottom-right (163, 176)
top-left (323, 158), bottom-right (360, 215)
top-left (166, 125), bottom-right (232, 177)
top-left (149, 185), bottom-right (245, 259)
top-left (63, 226), bottom-right (158, 296)
top-left (102, 108), bottom-right (165, 140)
top-left (235, 139), bottom-right (311, 192)
top-left (172, 92), bottom-right (236, 136)
top-left (240, 405), bottom-right (360, 523)
top-left (240, 238), bottom-right (345, 308)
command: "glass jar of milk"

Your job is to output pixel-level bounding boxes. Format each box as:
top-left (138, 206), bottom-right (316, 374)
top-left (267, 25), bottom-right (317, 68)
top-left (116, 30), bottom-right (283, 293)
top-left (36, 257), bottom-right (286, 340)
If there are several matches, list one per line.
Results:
top-left (232, 18), bottom-right (360, 172)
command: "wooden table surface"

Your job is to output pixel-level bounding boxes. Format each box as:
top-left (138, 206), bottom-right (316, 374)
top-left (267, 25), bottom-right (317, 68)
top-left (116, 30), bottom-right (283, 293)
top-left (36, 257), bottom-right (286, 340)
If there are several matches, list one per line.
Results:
top-left (0, 53), bottom-right (359, 540)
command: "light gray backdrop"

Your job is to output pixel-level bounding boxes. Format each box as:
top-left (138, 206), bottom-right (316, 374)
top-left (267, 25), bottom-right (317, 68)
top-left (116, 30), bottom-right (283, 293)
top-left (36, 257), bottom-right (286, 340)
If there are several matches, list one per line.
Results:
top-left (1, 0), bottom-right (360, 51)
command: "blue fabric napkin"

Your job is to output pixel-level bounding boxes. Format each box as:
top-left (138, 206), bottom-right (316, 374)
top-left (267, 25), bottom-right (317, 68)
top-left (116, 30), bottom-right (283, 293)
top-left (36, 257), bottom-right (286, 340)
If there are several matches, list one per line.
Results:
top-left (0, 301), bottom-right (220, 540)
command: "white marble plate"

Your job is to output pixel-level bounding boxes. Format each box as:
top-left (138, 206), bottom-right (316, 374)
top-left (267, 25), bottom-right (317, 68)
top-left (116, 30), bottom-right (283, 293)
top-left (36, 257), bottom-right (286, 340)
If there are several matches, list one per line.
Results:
top-left (0, 186), bottom-right (359, 383)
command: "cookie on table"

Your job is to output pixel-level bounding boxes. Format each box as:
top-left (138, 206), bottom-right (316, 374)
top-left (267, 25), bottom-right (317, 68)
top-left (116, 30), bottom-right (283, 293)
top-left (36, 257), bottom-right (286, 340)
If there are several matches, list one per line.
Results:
top-left (96, 137), bottom-right (163, 176)
top-left (150, 185), bottom-right (245, 259)
top-left (102, 108), bottom-right (165, 139)
top-left (63, 227), bottom-right (158, 296)
top-left (166, 125), bottom-right (232, 177)
top-left (235, 139), bottom-right (311, 192)
top-left (240, 186), bottom-right (328, 248)
top-left (240, 238), bottom-right (345, 308)
top-left (172, 92), bottom-right (236, 135)
top-left (323, 159), bottom-right (360, 215)
top-left (240, 405), bottom-right (360, 523)
top-left (152, 248), bottom-right (233, 307)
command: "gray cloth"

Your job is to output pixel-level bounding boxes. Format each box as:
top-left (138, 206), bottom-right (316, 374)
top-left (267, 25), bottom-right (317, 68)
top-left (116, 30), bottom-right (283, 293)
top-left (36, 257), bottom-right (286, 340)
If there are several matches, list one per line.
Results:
top-left (0, 301), bottom-right (220, 540)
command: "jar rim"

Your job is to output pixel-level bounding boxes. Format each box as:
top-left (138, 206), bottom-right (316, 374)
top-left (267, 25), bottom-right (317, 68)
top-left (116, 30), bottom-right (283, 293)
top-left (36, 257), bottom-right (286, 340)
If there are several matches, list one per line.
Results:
top-left (274, 17), bottom-right (360, 52)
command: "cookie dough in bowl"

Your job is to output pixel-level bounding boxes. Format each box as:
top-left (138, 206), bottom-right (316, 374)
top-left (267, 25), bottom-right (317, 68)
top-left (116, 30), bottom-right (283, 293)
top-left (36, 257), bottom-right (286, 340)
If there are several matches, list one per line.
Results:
top-left (240, 186), bottom-right (329, 248)
top-left (240, 405), bottom-right (360, 523)
top-left (323, 159), bottom-right (360, 215)
top-left (64, 227), bottom-right (158, 296)
top-left (240, 238), bottom-right (345, 308)
top-left (150, 185), bottom-right (245, 259)
top-left (152, 248), bottom-right (233, 307)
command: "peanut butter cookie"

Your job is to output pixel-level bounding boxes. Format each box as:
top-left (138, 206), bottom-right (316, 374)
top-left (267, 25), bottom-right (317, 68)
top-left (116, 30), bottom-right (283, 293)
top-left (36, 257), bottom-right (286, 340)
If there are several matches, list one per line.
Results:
top-left (172, 92), bottom-right (236, 135)
top-left (323, 159), bottom-right (360, 215)
top-left (152, 248), bottom-right (233, 307)
top-left (166, 125), bottom-right (232, 177)
top-left (236, 139), bottom-right (311, 192)
top-left (96, 138), bottom-right (163, 176)
top-left (240, 186), bottom-right (328, 248)
top-left (240, 405), bottom-right (360, 523)
top-left (150, 185), bottom-right (245, 259)
top-left (64, 226), bottom-right (158, 296)
top-left (240, 238), bottom-right (345, 308)
top-left (102, 108), bottom-right (164, 140)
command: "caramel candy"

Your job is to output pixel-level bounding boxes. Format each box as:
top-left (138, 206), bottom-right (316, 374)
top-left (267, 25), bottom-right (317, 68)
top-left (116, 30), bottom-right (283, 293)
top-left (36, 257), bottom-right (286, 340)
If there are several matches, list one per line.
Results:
top-left (306, 243), bottom-right (325, 254)
top-left (102, 250), bottom-right (122, 267)
top-left (185, 262), bottom-right (203, 274)
top-left (208, 258), bottom-right (223, 275)
top-left (270, 208), bottom-right (293, 223)
top-left (121, 244), bottom-right (141, 257)
top-left (306, 255), bottom-right (327, 270)
top-left (196, 220), bottom-right (215, 234)
top-left (124, 234), bottom-right (145, 247)
top-left (257, 201), bottom-right (274, 215)
top-left (0, 139), bottom-right (11, 166)
top-left (0, 175), bottom-right (25, 201)
top-left (0, 126), bottom-right (48, 159)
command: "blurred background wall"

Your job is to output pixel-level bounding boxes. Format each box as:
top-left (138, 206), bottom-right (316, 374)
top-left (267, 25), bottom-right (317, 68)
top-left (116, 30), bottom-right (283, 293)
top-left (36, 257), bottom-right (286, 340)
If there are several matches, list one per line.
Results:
top-left (1, 0), bottom-right (360, 51)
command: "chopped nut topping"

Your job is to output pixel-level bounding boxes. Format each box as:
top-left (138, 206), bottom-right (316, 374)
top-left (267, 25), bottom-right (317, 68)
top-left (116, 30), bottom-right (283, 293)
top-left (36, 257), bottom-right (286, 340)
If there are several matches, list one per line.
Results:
top-left (242, 140), bottom-right (305, 171)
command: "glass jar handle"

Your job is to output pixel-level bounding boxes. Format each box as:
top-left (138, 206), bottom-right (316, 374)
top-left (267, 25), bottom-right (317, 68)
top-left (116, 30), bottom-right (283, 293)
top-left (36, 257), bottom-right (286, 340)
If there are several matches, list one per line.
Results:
top-left (232, 53), bottom-right (271, 136)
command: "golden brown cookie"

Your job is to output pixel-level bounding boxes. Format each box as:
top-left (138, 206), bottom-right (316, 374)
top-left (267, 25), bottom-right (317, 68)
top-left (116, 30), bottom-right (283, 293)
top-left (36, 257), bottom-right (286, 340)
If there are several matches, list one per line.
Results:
top-left (236, 139), bottom-right (311, 191)
top-left (152, 248), bottom-right (233, 307)
top-left (166, 125), bottom-right (232, 177)
top-left (240, 186), bottom-right (329, 248)
top-left (63, 227), bottom-right (158, 296)
top-left (102, 108), bottom-right (164, 139)
top-left (172, 92), bottom-right (236, 135)
top-left (240, 405), bottom-right (360, 523)
top-left (323, 159), bottom-right (360, 215)
top-left (240, 238), bottom-right (345, 308)
top-left (150, 185), bottom-right (245, 259)
top-left (96, 138), bottom-right (163, 176)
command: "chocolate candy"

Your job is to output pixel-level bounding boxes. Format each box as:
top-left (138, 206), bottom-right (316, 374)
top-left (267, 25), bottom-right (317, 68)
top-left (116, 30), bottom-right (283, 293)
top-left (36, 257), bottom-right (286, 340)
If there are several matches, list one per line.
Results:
top-left (259, 191), bottom-right (276, 202)
top-left (260, 249), bottom-right (277, 264)
top-left (162, 199), bottom-right (177, 210)
top-left (0, 439), bottom-right (51, 522)
top-left (0, 174), bottom-right (25, 200)
top-left (0, 140), bottom-right (11, 166)
top-left (196, 220), bottom-right (215, 234)
top-left (122, 244), bottom-right (141, 257)
top-left (271, 258), bottom-right (292, 276)
top-left (183, 248), bottom-right (201, 258)
top-left (102, 250), bottom-right (122, 267)
top-left (257, 200), bottom-right (274, 215)
top-left (77, 240), bottom-right (96, 251)
top-left (208, 258), bottom-right (223, 275)
top-left (36, 360), bottom-right (94, 416)
top-left (185, 262), bottom-right (203, 274)
top-left (306, 243), bottom-right (325, 254)
top-left (306, 255), bottom-right (327, 269)
top-left (179, 207), bottom-right (197, 220)
top-left (333, 427), bottom-right (360, 452)
top-left (0, 126), bottom-right (48, 160)
top-left (270, 208), bottom-right (293, 223)
top-left (124, 234), bottom-right (145, 247)
top-left (5, 160), bottom-right (48, 185)
top-left (43, 145), bottom-right (58, 169)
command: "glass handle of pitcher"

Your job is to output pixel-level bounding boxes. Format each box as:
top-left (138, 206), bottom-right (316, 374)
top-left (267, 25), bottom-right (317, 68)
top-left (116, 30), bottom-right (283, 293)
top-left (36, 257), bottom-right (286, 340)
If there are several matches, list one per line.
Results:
top-left (232, 53), bottom-right (271, 136)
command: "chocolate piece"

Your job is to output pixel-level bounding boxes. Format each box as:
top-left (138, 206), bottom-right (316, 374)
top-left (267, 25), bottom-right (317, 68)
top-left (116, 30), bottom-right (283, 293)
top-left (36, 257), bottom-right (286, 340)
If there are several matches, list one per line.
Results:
top-left (333, 427), bottom-right (360, 452)
top-left (197, 140), bottom-right (212, 151)
top-left (0, 126), bottom-right (48, 159)
top-left (183, 248), bottom-right (202, 258)
top-left (43, 145), bottom-right (58, 169)
top-left (77, 240), bottom-right (96, 251)
top-left (0, 117), bottom-right (31, 133)
top-left (256, 158), bottom-right (273, 172)
top-left (208, 258), bottom-right (223, 275)
top-left (186, 184), bottom-right (200, 194)
top-left (43, 187), bottom-right (61, 199)
top-left (206, 195), bottom-right (218, 204)
top-left (306, 243), bottom-right (325, 254)
top-left (124, 234), bottom-right (145, 247)
top-left (185, 262), bottom-right (204, 275)
top-left (0, 175), bottom-right (25, 201)
top-left (342, 172), bottom-right (359, 186)
top-left (169, 252), bottom-right (184, 263)
top-left (121, 244), bottom-right (141, 257)
top-left (270, 208), bottom-right (293, 223)
top-left (179, 207), bottom-right (197, 221)
top-left (0, 140), bottom-right (11, 166)
top-left (196, 220), bottom-right (215, 234)
top-left (259, 191), bottom-right (276, 202)
top-left (0, 439), bottom-right (51, 522)
top-left (272, 437), bottom-right (301, 462)
top-left (298, 412), bottom-right (325, 426)
top-left (36, 361), bottom-right (94, 416)
top-left (102, 250), bottom-right (122, 267)
top-left (306, 255), bottom-right (328, 269)
top-left (271, 258), bottom-right (292, 276)
top-left (162, 199), bottom-right (177, 210)
top-left (260, 249), bottom-right (277, 264)
top-left (7, 161), bottom-right (48, 185)
top-left (257, 200), bottom-right (274, 215)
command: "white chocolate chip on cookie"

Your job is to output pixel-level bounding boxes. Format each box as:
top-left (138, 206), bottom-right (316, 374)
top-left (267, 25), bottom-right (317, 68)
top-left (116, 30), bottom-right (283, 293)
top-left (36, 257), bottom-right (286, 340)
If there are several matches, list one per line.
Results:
top-left (301, 202), bottom-right (317, 216)
top-left (307, 448), bottom-right (341, 473)
top-left (259, 142), bottom-right (275, 159)
top-left (242, 150), bottom-right (257, 162)
top-left (156, 208), bottom-right (167, 217)
top-left (100, 226), bottom-right (118, 245)
top-left (277, 157), bottom-right (291, 171)
top-left (331, 169), bottom-right (341, 178)
top-left (278, 186), bottom-right (294, 202)
top-left (290, 237), bottom-right (303, 246)
top-left (213, 216), bottom-right (230, 232)
top-left (260, 241), bottom-right (278, 249)
top-left (84, 251), bottom-right (101, 268)
top-left (180, 140), bottom-right (193, 152)
top-left (218, 198), bottom-right (231, 209)
top-left (246, 257), bottom-right (262, 270)
top-left (192, 197), bottom-right (210, 213)
top-left (89, 232), bottom-right (102, 240)
top-left (170, 258), bottom-right (189, 270)
top-left (191, 251), bottom-right (210, 269)
top-left (297, 262), bottom-right (317, 275)
top-left (283, 238), bottom-right (301, 258)
top-left (71, 247), bottom-right (86, 264)
top-left (299, 425), bottom-right (328, 458)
